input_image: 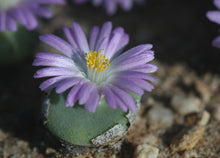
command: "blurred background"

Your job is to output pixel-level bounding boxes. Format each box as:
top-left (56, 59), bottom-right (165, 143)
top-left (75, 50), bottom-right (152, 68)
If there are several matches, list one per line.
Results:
top-left (0, 0), bottom-right (220, 157)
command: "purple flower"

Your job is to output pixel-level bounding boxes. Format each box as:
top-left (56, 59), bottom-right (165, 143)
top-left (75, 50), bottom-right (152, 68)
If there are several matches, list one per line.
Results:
top-left (33, 21), bottom-right (157, 112)
top-left (0, 0), bottom-right (65, 32)
top-left (74, 0), bottom-right (146, 15)
top-left (207, 0), bottom-right (220, 48)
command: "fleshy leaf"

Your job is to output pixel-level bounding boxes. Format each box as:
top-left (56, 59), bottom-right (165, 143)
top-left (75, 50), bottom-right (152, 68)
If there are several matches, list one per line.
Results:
top-left (45, 91), bottom-right (140, 146)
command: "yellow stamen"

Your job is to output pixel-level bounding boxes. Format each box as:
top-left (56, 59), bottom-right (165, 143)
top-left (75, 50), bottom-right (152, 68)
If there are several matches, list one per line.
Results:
top-left (85, 50), bottom-right (110, 73)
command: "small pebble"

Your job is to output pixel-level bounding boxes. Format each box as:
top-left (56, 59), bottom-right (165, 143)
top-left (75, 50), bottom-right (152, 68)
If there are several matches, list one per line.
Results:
top-left (182, 72), bottom-right (197, 86)
top-left (147, 105), bottom-right (174, 128)
top-left (209, 76), bottom-right (220, 92)
top-left (143, 134), bottom-right (159, 146)
top-left (170, 111), bottom-right (209, 153)
top-left (134, 144), bottom-right (159, 158)
top-left (45, 147), bottom-right (56, 155)
top-left (17, 140), bottom-right (28, 148)
top-left (171, 95), bottom-right (203, 115)
top-left (195, 80), bottom-right (212, 102)
top-left (170, 125), bottom-right (205, 153)
top-left (197, 111), bottom-right (210, 126)
top-left (213, 105), bottom-right (220, 121)
top-left (182, 149), bottom-right (198, 158)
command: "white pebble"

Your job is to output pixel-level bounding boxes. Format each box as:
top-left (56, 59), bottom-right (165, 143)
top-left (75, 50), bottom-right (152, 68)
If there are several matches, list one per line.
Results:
top-left (147, 106), bottom-right (174, 128)
top-left (171, 95), bottom-right (203, 115)
top-left (213, 105), bottom-right (220, 121)
top-left (134, 144), bottom-right (159, 158)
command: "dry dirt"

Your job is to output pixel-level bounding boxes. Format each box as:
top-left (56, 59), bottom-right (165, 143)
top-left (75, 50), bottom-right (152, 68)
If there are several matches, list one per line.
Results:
top-left (0, 0), bottom-right (220, 157)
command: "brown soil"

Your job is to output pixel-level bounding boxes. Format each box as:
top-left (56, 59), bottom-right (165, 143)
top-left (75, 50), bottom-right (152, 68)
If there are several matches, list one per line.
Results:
top-left (0, 0), bottom-right (220, 157)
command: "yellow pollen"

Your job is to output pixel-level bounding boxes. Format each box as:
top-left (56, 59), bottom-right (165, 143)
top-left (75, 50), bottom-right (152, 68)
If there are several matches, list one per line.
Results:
top-left (85, 50), bottom-right (110, 73)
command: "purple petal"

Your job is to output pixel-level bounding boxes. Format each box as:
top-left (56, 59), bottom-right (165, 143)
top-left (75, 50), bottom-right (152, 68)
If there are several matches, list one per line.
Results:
top-left (105, 30), bottom-right (124, 58)
top-left (66, 83), bottom-right (83, 107)
top-left (22, 8), bottom-right (38, 30)
top-left (110, 86), bottom-right (136, 112)
top-left (112, 44), bottom-right (153, 64)
top-left (78, 82), bottom-right (96, 105)
top-left (10, 8), bottom-right (26, 27)
top-left (56, 77), bottom-right (81, 93)
top-left (214, 0), bottom-right (220, 9)
top-left (207, 11), bottom-right (220, 25)
top-left (110, 33), bottom-right (129, 59)
top-left (72, 22), bottom-right (90, 53)
top-left (104, 0), bottom-right (117, 15)
top-left (6, 16), bottom-right (17, 32)
top-left (113, 52), bottom-right (155, 72)
top-left (30, 5), bottom-right (53, 18)
top-left (0, 12), bottom-right (7, 32)
top-left (118, 0), bottom-right (132, 11)
top-left (84, 89), bottom-right (100, 112)
top-left (95, 21), bottom-right (112, 51)
top-left (89, 26), bottom-right (100, 50)
top-left (112, 78), bottom-right (144, 96)
top-left (132, 64), bottom-right (158, 73)
top-left (32, 58), bottom-right (75, 68)
top-left (39, 76), bottom-right (67, 91)
top-left (111, 90), bottom-right (128, 112)
top-left (95, 37), bottom-right (109, 52)
top-left (39, 34), bottom-right (73, 57)
top-left (118, 71), bottom-right (155, 82)
top-left (34, 52), bottom-right (73, 61)
top-left (35, 0), bottom-right (65, 4)
top-left (119, 50), bottom-right (154, 63)
top-left (100, 87), bottom-right (117, 109)
top-left (10, 8), bottom-right (37, 30)
top-left (128, 78), bottom-right (154, 92)
top-left (63, 26), bottom-right (79, 50)
top-left (212, 35), bottom-right (220, 48)
top-left (33, 52), bottom-right (75, 68)
top-left (122, 44), bottom-right (153, 57)
top-left (34, 67), bottom-right (74, 78)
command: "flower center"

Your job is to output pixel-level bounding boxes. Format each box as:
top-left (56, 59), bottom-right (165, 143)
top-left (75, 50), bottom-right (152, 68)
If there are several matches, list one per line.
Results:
top-left (0, 0), bottom-right (21, 11)
top-left (85, 50), bottom-right (110, 73)
top-left (85, 50), bottom-right (111, 85)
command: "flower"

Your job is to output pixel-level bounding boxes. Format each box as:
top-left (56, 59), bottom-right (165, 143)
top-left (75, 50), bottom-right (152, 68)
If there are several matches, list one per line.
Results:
top-left (33, 21), bottom-right (157, 112)
top-left (0, 0), bottom-right (65, 32)
top-left (207, 0), bottom-right (220, 48)
top-left (74, 0), bottom-right (146, 15)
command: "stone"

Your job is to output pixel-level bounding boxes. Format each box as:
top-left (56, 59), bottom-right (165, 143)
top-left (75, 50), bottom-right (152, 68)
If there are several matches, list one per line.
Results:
top-left (195, 80), bottom-right (212, 102)
top-left (185, 111), bottom-right (210, 126)
top-left (143, 134), bottom-right (159, 146)
top-left (134, 144), bottom-right (159, 158)
top-left (182, 150), bottom-right (198, 158)
top-left (213, 105), bottom-right (220, 122)
top-left (171, 95), bottom-right (203, 116)
top-left (182, 72), bottom-right (197, 86)
top-left (147, 105), bottom-right (174, 128)
top-left (170, 125), bottom-right (205, 152)
top-left (170, 111), bottom-right (210, 153)
top-left (45, 147), bottom-right (56, 155)
top-left (91, 124), bottom-right (126, 146)
top-left (197, 111), bottom-right (210, 126)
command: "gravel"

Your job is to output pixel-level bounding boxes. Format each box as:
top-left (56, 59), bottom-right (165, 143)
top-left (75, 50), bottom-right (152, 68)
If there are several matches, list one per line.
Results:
top-left (0, 0), bottom-right (220, 157)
